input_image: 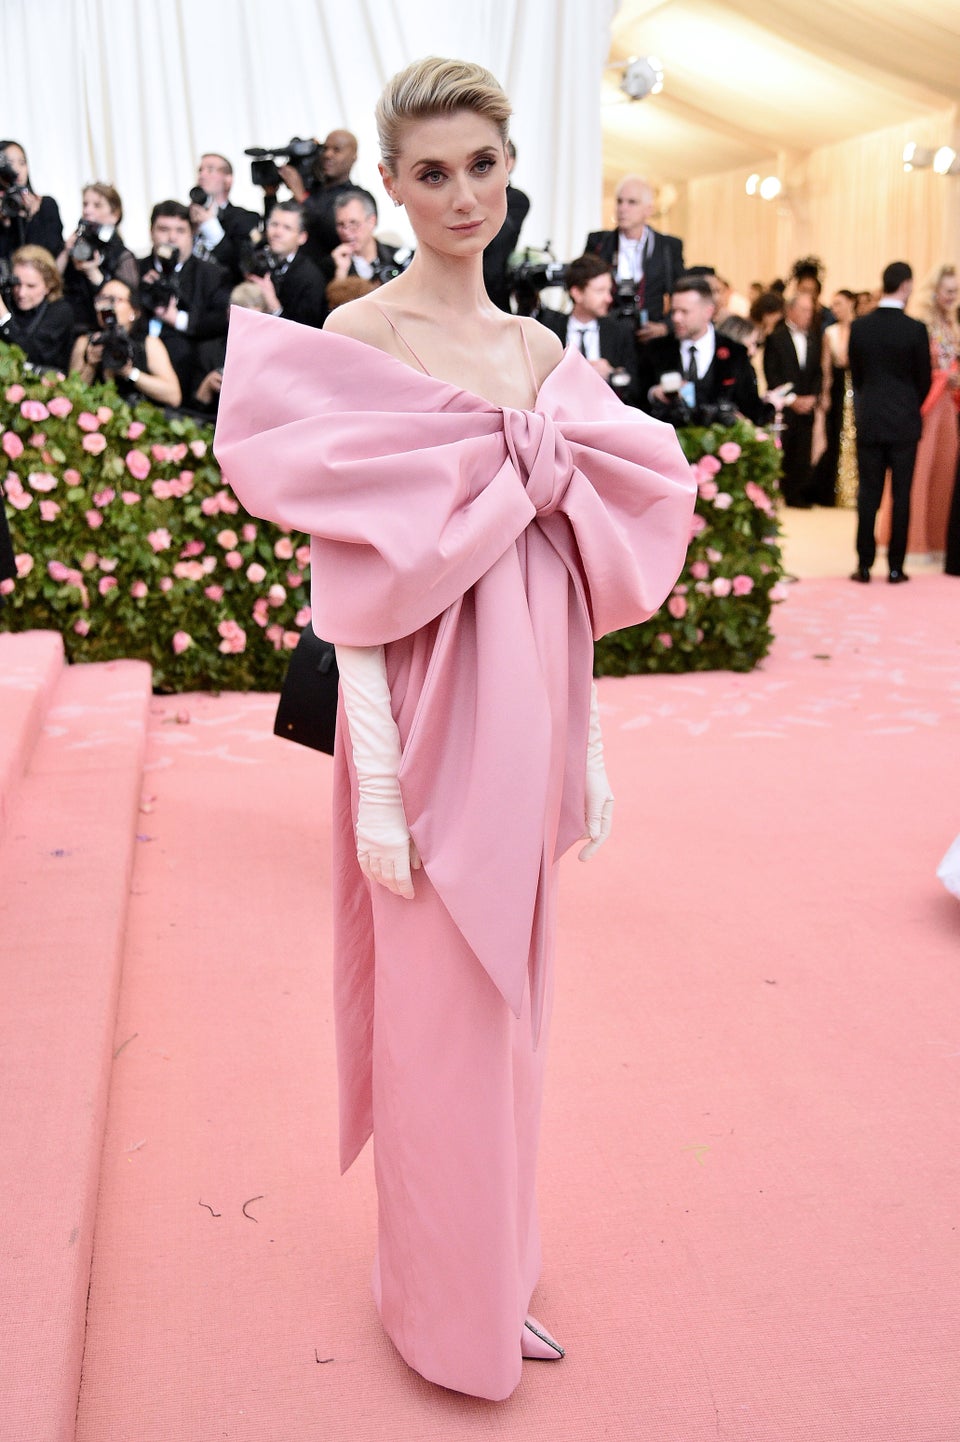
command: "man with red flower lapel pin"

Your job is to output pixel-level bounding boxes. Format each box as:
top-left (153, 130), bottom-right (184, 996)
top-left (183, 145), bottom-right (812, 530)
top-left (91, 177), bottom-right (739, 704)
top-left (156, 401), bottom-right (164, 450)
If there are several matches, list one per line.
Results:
top-left (638, 271), bottom-right (770, 426)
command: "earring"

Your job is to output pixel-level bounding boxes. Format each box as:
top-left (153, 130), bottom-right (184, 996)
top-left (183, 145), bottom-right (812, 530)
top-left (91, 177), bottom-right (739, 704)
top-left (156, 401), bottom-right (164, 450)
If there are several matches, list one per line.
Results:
top-left (393, 198), bottom-right (402, 208)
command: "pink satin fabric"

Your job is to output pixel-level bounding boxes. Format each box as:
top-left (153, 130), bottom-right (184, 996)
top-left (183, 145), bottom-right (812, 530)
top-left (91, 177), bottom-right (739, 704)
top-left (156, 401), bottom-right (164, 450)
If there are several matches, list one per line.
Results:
top-left (215, 307), bottom-right (694, 1397)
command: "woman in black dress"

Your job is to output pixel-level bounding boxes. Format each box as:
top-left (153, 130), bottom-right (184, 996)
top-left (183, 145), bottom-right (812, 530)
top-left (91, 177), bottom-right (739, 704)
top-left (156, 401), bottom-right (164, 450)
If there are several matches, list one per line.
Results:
top-left (61, 183), bottom-right (140, 336)
top-left (0, 245), bottom-right (74, 372)
top-left (68, 278), bottom-right (181, 409)
top-left (0, 140), bottom-right (64, 264)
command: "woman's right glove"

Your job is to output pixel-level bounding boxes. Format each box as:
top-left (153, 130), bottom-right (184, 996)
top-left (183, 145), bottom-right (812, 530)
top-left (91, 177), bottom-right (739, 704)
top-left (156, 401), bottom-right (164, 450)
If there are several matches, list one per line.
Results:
top-left (335, 643), bottom-right (420, 899)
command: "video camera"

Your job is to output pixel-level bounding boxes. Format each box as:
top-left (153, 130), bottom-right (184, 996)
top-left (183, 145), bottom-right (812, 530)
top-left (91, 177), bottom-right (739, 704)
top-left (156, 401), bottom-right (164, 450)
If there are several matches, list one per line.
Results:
top-left (244, 138), bottom-right (320, 191)
top-left (506, 244), bottom-right (567, 315)
top-left (139, 245), bottom-right (181, 313)
top-left (90, 302), bottom-right (135, 373)
top-left (0, 149), bottom-right (29, 222)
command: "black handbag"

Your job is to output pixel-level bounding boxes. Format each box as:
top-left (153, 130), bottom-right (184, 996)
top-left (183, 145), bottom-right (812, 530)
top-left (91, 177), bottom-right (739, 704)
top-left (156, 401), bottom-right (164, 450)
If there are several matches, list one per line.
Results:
top-left (273, 625), bottom-right (339, 755)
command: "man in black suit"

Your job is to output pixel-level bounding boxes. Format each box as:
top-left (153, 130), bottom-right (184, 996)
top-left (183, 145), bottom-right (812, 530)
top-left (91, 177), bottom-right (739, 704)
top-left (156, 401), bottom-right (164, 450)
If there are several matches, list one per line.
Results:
top-left (585, 175), bottom-right (683, 343)
top-left (483, 140), bottom-right (530, 312)
top-left (638, 272), bottom-right (768, 425)
top-left (848, 261), bottom-right (931, 582)
top-left (138, 200), bottom-right (232, 403)
top-left (188, 153), bottom-right (261, 284)
top-left (762, 292), bottom-right (822, 507)
top-left (535, 253), bottom-right (639, 405)
top-left (245, 200), bottom-right (327, 329)
top-left (324, 190), bottom-right (399, 292)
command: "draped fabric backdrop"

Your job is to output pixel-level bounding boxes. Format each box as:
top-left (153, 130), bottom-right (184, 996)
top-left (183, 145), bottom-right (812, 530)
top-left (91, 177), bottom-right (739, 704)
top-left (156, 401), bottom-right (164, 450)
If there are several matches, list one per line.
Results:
top-left (5, 0), bottom-right (617, 264)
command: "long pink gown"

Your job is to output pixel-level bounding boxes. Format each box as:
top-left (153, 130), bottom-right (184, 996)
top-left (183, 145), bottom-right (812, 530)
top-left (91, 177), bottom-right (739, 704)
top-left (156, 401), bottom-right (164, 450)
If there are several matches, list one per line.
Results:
top-left (214, 307), bottom-right (695, 1399)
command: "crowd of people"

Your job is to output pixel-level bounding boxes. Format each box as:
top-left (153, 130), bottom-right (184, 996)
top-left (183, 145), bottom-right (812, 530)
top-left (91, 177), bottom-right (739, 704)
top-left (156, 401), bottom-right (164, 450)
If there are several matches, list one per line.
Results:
top-left (0, 134), bottom-right (958, 573)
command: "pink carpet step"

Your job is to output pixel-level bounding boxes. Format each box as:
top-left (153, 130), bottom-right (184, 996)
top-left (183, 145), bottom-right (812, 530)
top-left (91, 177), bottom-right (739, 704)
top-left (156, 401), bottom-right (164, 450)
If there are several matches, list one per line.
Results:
top-left (0, 630), bottom-right (66, 843)
top-left (0, 655), bottom-right (153, 1442)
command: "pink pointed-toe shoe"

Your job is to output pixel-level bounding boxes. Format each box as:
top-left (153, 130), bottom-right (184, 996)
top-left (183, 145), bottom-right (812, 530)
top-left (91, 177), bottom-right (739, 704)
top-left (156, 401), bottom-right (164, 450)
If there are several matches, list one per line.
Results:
top-left (521, 1315), bottom-right (565, 1360)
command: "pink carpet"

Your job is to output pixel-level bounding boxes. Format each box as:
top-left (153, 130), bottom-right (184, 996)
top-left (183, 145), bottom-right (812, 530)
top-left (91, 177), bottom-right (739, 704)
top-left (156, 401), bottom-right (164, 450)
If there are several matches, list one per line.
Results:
top-left (14, 574), bottom-right (960, 1440)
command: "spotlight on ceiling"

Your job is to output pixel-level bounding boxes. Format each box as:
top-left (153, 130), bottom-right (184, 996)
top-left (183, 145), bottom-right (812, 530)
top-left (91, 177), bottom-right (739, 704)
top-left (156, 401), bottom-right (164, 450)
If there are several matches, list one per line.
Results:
top-left (620, 56), bottom-right (664, 101)
top-left (758, 176), bottom-right (782, 200)
top-left (902, 142), bottom-right (935, 171)
top-left (745, 173), bottom-right (760, 196)
top-left (934, 145), bottom-right (960, 175)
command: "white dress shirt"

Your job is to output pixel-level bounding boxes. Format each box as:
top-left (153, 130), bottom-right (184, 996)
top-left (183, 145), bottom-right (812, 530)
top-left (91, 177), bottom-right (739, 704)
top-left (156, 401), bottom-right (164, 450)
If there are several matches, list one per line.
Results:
top-left (566, 317), bottom-right (601, 361)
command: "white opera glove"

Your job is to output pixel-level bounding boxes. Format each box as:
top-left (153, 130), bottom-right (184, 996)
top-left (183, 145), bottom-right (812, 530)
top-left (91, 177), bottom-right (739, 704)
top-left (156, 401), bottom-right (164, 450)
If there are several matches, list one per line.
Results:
top-left (335, 643), bottom-right (421, 899)
top-left (578, 681), bottom-right (614, 862)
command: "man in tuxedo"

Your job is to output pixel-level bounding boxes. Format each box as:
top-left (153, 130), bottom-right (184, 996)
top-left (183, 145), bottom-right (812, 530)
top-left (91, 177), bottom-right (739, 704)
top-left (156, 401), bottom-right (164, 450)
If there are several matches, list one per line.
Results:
top-left (483, 140), bottom-right (530, 312)
top-left (848, 261), bottom-right (931, 582)
top-left (138, 200), bottom-right (232, 403)
top-left (244, 200), bottom-right (327, 329)
top-left (535, 253), bottom-right (639, 405)
top-left (584, 175), bottom-right (684, 343)
top-left (638, 272), bottom-right (768, 424)
top-left (188, 153), bottom-right (261, 283)
top-left (762, 292), bottom-right (822, 507)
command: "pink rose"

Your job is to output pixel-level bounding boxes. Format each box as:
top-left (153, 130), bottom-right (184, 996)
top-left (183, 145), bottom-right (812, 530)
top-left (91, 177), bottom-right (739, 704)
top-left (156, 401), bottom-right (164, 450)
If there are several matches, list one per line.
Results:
top-left (77, 411), bottom-right (101, 432)
top-left (82, 433), bottom-right (107, 454)
top-left (274, 536), bottom-right (295, 560)
top-left (38, 500), bottom-right (60, 521)
top-left (152, 479), bottom-right (174, 500)
top-left (204, 584), bottom-right (224, 601)
top-left (713, 492), bottom-right (733, 510)
top-left (656, 632), bottom-right (673, 649)
top-left (694, 580), bottom-right (711, 595)
top-left (246, 562), bottom-right (267, 584)
top-left (267, 583), bottom-right (286, 607)
top-left (5, 384), bottom-right (25, 403)
top-left (769, 582), bottom-right (790, 602)
top-left (295, 545), bottom-right (310, 568)
top-left (99, 557), bottom-right (118, 573)
top-left (217, 619), bottom-right (247, 654)
top-left (732, 575), bottom-right (754, 596)
top-left (172, 631), bottom-right (193, 654)
top-left (121, 490), bottom-right (141, 505)
top-left (159, 577), bottom-right (174, 592)
top-left (174, 561), bottom-right (206, 581)
top-left (180, 539), bottom-right (205, 558)
top-left (242, 523), bottom-right (257, 542)
top-left (252, 597), bottom-right (269, 627)
top-left (147, 528), bottom-right (172, 552)
top-left (295, 605), bottom-right (312, 627)
top-left (201, 556), bottom-right (216, 574)
top-left (151, 444), bottom-right (171, 463)
top-left (28, 472), bottom-right (57, 492)
top-left (126, 420), bottom-right (146, 440)
top-left (189, 439), bottom-right (207, 458)
top-left (745, 481), bottom-right (773, 515)
top-left (29, 432), bottom-right (46, 448)
top-left (707, 547), bottom-right (723, 563)
top-left (698, 478), bottom-right (718, 501)
top-left (0, 578), bottom-right (14, 596)
top-left (73, 618), bottom-right (90, 636)
top-left (20, 399), bottom-right (49, 422)
top-left (200, 495), bottom-right (221, 516)
top-left (98, 576), bottom-right (118, 596)
top-left (718, 441), bottom-right (742, 464)
top-left (754, 429), bottom-right (769, 442)
top-left (130, 580), bottom-right (148, 599)
top-left (86, 509), bottom-right (103, 529)
top-left (690, 560), bottom-right (709, 580)
top-left (667, 594), bottom-right (687, 619)
top-left (286, 570), bottom-right (303, 588)
top-left (47, 395), bottom-right (73, 418)
top-left (8, 490), bottom-right (32, 511)
top-left (712, 577), bottom-right (733, 597)
top-left (15, 553), bottom-right (34, 577)
top-left (282, 631), bottom-right (300, 650)
top-left (2, 431), bottom-right (24, 459)
top-left (224, 550), bottom-right (243, 570)
top-left (218, 490), bottom-right (239, 514)
top-left (97, 406), bottom-right (113, 423)
top-left (690, 513), bottom-right (707, 538)
top-left (126, 449), bottom-right (151, 480)
top-left (265, 623), bottom-right (283, 649)
top-left (48, 560), bottom-right (71, 581)
top-left (64, 469), bottom-right (82, 486)
top-left (216, 528), bottom-right (238, 549)
top-left (698, 454), bottom-right (722, 476)
top-left (92, 488), bottom-right (115, 507)
top-left (80, 551), bottom-right (98, 571)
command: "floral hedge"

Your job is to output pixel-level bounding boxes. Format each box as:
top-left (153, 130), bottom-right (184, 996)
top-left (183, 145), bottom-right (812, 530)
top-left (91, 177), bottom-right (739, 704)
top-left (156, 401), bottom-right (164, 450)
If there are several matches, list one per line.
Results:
top-left (0, 343), bottom-right (786, 688)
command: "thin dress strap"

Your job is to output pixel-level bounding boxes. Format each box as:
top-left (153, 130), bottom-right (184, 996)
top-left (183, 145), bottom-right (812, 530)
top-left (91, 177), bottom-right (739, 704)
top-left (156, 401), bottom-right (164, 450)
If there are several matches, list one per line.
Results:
top-left (516, 320), bottom-right (539, 398)
top-left (371, 302), bottom-right (432, 376)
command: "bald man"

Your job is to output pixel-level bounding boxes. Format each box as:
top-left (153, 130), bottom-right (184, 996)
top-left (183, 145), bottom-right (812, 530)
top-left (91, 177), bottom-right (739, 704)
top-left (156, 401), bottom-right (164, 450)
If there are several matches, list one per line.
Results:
top-left (280, 128), bottom-right (377, 266)
top-left (585, 175), bottom-right (684, 343)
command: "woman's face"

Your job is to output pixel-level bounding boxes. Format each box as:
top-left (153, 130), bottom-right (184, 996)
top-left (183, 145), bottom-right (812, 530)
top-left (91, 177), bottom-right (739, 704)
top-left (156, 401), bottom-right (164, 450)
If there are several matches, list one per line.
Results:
top-left (935, 274), bottom-right (958, 315)
top-left (82, 188), bottom-right (120, 226)
top-left (831, 292), bottom-right (854, 323)
top-left (95, 281), bottom-right (136, 328)
top-left (12, 262), bottom-right (47, 310)
top-left (381, 109), bottom-right (507, 259)
top-left (4, 144), bottom-right (28, 187)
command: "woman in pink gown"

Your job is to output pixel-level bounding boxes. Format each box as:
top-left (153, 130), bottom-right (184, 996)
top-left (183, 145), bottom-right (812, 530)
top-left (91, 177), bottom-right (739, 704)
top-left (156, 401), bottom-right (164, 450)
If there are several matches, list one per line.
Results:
top-left (215, 57), bottom-right (695, 1401)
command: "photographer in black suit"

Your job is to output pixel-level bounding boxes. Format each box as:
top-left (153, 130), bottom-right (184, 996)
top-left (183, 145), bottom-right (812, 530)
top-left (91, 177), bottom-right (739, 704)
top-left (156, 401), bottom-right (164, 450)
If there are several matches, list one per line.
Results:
top-left (848, 261), bottom-right (931, 583)
top-left (763, 292), bottom-right (822, 507)
top-left (585, 175), bottom-right (683, 343)
top-left (188, 154), bottom-right (261, 283)
top-left (244, 201), bottom-right (327, 329)
top-left (137, 201), bottom-right (232, 402)
top-left (639, 272), bottom-right (768, 426)
top-left (535, 253), bottom-right (639, 405)
top-left (483, 140), bottom-right (530, 312)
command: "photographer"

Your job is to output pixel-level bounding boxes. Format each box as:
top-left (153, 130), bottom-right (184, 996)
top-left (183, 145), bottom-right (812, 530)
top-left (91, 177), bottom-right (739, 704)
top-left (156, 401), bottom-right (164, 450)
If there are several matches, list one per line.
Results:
top-left (69, 278), bottom-right (180, 408)
top-left (190, 281), bottom-right (272, 416)
top-left (535, 253), bottom-right (639, 405)
top-left (639, 271), bottom-right (769, 426)
top-left (61, 182), bottom-right (140, 334)
top-left (0, 141), bottom-right (64, 263)
top-left (585, 176), bottom-right (683, 345)
top-left (324, 190), bottom-right (400, 308)
top-left (138, 200), bottom-right (232, 400)
top-left (0, 246), bottom-right (74, 372)
top-left (243, 201), bottom-right (326, 328)
top-left (301, 130), bottom-right (377, 266)
top-left (189, 153), bottom-right (261, 283)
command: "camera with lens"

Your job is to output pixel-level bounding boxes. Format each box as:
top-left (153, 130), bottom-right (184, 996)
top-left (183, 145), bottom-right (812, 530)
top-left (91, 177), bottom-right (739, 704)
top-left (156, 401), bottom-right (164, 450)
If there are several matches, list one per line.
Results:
top-left (239, 238), bottom-right (281, 279)
top-left (189, 186), bottom-right (214, 209)
top-left (71, 219), bottom-right (115, 264)
top-left (244, 138), bottom-right (320, 191)
top-left (139, 245), bottom-right (181, 313)
top-left (370, 246), bottom-right (414, 286)
top-left (90, 302), bottom-right (135, 372)
top-left (0, 150), bottom-right (29, 222)
top-left (506, 245), bottom-right (567, 315)
top-left (0, 257), bottom-right (16, 306)
top-left (611, 278), bottom-right (645, 327)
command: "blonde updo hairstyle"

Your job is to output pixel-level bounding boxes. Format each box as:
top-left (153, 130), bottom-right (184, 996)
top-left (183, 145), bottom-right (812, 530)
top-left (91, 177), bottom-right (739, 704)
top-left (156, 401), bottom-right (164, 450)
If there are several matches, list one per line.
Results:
top-left (376, 56), bottom-right (511, 177)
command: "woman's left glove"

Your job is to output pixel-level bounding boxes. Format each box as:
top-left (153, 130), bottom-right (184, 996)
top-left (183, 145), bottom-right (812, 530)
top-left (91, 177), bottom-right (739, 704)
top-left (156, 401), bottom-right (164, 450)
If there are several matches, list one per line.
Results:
top-left (579, 681), bottom-right (614, 861)
top-left (335, 643), bottom-right (421, 899)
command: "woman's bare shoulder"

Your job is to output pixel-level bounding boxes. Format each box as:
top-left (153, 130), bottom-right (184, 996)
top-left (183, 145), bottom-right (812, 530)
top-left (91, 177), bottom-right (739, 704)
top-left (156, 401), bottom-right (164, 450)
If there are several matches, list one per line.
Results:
top-left (322, 295), bottom-right (393, 347)
top-left (517, 313), bottom-right (564, 385)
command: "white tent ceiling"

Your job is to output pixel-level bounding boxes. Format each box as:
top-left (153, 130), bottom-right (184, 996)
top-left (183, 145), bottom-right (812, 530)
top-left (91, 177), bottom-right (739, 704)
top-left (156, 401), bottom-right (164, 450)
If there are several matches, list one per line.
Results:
top-left (602, 0), bottom-right (960, 184)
